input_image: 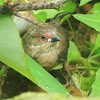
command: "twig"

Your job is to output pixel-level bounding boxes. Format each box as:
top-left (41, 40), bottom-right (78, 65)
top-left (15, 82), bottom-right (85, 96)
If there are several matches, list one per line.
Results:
top-left (64, 62), bottom-right (75, 85)
top-left (15, 0), bottom-right (68, 11)
top-left (0, 0), bottom-right (68, 27)
top-left (64, 62), bottom-right (81, 92)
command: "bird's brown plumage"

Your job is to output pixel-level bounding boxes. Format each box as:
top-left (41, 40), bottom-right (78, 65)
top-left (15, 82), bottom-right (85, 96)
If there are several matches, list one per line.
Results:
top-left (22, 21), bottom-right (69, 68)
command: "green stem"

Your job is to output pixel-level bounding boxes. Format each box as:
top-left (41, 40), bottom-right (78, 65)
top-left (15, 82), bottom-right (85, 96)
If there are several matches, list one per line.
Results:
top-left (75, 22), bottom-right (82, 42)
top-left (72, 66), bottom-right (99, 70)
top-left (67, 19), bottom-right (73, 32)
top-left (88, 48), bottom-right (96, 59)
top-left (88, 54), bottom-right (100, 65)
top-left (89, 54), bottom-right (100, 59)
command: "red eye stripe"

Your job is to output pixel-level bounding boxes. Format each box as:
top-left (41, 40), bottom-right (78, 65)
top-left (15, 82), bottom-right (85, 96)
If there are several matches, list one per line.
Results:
top-left (37, 33), bottom-right (44, 38)
top-left (46, 33), bottom-right (52, 39)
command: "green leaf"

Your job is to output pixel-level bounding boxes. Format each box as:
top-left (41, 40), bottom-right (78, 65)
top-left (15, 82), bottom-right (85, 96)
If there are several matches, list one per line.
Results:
top-left (50, 63), bottom-right (63, 70)
top-left (73, 14), bottom-right (100, 32)
top-left (95, 34), bottom-right (100, 49)
top-left (67, 41), bottom-right (81, 62)
top-left (33, 9), bottom-right (58, 19)
top-left (80, 72), bottom-right (96, 90)
top-left (26, 54), bottom-right (69, 95)
top-left (88, 34), bottom-right (100, 58)
top-left (72, 71), bottom-right (96, 96)
top-left (33, 0), bottom-right (76, 23)
top-left (59, 0), bottom-right (77, 12)
top-left (0, 0), bottom-right (5, 5)
top-left (91, 3), bottom-right (100, 14)
top-left (0, 15), bottom-right (34, 81)
top-left (33, 12), bottom-right (47, 23)
top-left (89, 69), bottom-right (100, 97)
top-left (79, 0), bottom-right (92, 6)
top-left (0, 15), bottom-right (69, 95)
top-left (13, 0), bottom-right (17, 2)
top-left (85, 41), bottom-right (94, 48)
top-left (59, 0), bottom-right (77, 24)
top-left (0, 69), bottom-right (5, 75)
top-left (72, 74), bottom-right (90, 96)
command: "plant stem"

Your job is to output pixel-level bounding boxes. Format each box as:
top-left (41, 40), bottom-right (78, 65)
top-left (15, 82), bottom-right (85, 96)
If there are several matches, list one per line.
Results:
top-left (88, 47), bottom-right (96, 58)
top-left (72, 66), bottom-right (99, 70)
top-left (89, 54), bottom-right (100, 59)
top-left (67, 18), bottom-right (73, 32)
top-left (75, 22), bottom-right (82, 42)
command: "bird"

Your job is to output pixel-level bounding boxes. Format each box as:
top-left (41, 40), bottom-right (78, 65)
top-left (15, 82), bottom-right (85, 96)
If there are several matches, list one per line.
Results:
top-left (22, 12), bottom-right (69, 70)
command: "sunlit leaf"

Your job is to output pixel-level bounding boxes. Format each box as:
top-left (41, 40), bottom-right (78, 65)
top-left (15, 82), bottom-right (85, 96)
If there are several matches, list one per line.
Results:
top-left (33, 9), bottom-right (58, 19)
top-left (79, 0), bottom-right (92, 6)
top-left (59, 0), bottom-right (77, 24)
top-left (59, 0), bottom-right (77, 12)
top-left (91, 3), bottom-right (100, 14)
top-left (26, 54), bottom-right (69, 95)
top-left (73, 14), bottom-right (100, 32)
top-left (89, 69), bottom-right (100, 97)
top-left (0, 0), bottom-right (5, 5)
top-left (0, 15), bottom-right (69, 95)
top-left (0, 15), bottom-right (33, 81)
top-left (67, 41), bottom-right (81, 62)
top-left (33, 12), bottom-right (47, 23)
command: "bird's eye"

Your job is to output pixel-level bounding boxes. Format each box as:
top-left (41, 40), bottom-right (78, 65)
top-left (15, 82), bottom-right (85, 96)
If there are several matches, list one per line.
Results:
top-left (40, 35), bottom-right (47, 40)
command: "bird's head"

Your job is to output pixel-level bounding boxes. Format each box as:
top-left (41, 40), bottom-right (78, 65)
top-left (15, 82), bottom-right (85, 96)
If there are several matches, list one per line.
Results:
top-left (36, 29), bottom-right (61, 43)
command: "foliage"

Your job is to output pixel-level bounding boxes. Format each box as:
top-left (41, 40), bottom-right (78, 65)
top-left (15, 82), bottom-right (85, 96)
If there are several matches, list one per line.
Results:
top-left (79, 0), bottom-right (92, 6)
top-left (7, 92), bottom-right (100, 100)
top-left (0, 15), bottom-right (69, 96)
top-left (32, 0), bottom-right (77, 23)
top-left (0, 0), bottom-right (100, 99)
top-left (0, 0), bottom-right (5, 5)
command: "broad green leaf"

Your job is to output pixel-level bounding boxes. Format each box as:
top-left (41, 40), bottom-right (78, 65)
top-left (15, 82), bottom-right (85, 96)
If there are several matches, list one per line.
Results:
top-left (59, 0), bottom-right (77, 24)
top-left (79, 0), bottom-right (92, 6)
top-left (0, 0), bottom-right (5, 5)
top-left (0, 15), bottom-right (69, 95)
top-left (89, 69), bottom-right (100, 97)
top-left (0, 15), bottom-right (34, 82)
top-left (32, 0), bottom-right (76, 23)
top-left (73, 14), bottom-right (100, 32)
top-left (59, 0), bottom-right (77, 12)
top-left (33, 12), bottom-right (47, 23)
top-left (67, 41), bottom-right (81, 62)
top-left (26, 54), bottom-right (69, 95)
top-left (33, 9), bottom-right (58, 19)
top-left (91, 3), bottom-right (100, 14)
